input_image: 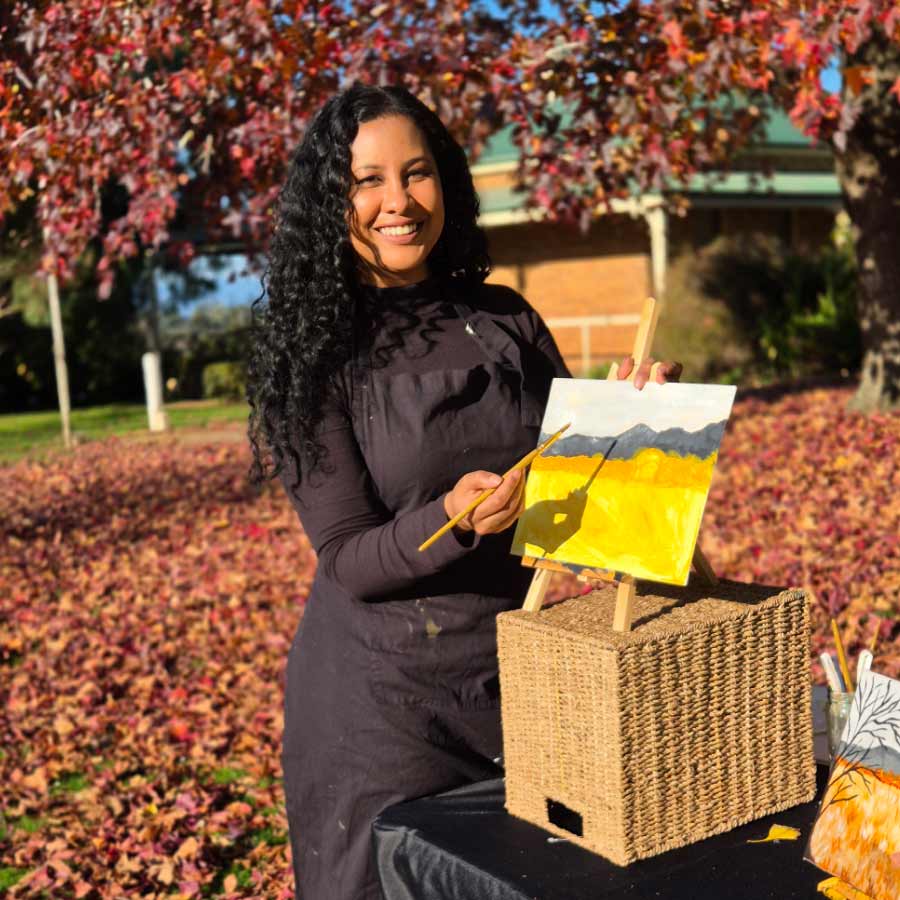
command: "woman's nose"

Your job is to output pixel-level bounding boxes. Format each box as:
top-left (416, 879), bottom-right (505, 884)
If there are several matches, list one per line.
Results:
top-left (382, 177), bottom-right (413, 213)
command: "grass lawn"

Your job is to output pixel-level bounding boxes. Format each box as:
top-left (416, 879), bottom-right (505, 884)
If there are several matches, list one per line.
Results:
top-left (0, 400), bottom-right (248, 463)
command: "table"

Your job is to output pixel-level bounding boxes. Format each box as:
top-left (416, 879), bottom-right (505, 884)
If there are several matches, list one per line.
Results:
top-left (373, 688), bottom-right (832, 900)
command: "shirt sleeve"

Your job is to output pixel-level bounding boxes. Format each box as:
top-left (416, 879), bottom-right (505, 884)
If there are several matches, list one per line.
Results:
top-left (278, 397), bottom-right (478, 602)
top-left (532, 308), bottom-right (572, 379)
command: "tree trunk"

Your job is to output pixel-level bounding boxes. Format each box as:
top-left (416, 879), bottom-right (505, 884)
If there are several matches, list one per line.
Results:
top-left (837, 34), bottom-right (900, 412)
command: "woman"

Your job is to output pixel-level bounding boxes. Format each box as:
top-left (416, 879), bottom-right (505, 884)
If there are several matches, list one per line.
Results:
top-left (247, 82), bottom-right (678, 899)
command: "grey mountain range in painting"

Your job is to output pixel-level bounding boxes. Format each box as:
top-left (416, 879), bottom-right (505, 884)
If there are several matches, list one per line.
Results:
top-left (541, 420), bottom-right (728, 461)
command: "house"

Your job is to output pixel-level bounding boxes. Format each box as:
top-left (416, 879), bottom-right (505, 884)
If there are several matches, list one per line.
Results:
top-left (472, 110), bottom-right (842, 373)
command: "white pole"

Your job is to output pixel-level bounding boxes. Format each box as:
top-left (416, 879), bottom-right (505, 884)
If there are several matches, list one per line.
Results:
top-left (46, 271), bottom-right (73, 449)
top-left (142, 351), bottom-right (169, 431)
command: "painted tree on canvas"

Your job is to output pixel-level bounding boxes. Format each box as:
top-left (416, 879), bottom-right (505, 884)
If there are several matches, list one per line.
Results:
top-left (808, 672), bottom-right (900, 900)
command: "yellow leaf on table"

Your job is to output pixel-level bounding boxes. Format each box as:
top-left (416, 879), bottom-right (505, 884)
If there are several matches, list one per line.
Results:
top-left (817, 876), bottom-right (873, 900)
top-left (747, 824), bottom-right (801, 843)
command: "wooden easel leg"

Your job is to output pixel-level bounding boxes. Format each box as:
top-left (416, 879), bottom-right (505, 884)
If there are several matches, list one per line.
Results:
top-left (522, 566), bottom-right (553, 612)
top-left (692, 544), bottom-right (718, 586)
top-left (612, 576), bottom-right (636, 632)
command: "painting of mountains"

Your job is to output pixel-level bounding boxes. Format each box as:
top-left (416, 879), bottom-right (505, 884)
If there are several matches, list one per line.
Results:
top-left (511, 378), bottom-right (737, 585)
top-left (806, 671), bottom-right (900, 900)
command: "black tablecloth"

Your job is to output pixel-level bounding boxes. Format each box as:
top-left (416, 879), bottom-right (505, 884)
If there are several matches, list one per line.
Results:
top-left (373, 765), bottom-right (830, 900)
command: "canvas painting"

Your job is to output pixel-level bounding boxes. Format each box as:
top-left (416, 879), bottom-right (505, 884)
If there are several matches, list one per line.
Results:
top-left (806, 671), bottom-right (900, 900)
top-left (511, 378), bottom-right (736, 585)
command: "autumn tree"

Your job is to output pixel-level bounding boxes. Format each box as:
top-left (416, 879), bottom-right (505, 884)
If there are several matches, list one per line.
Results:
top-left (496, 1), bottom-right (900, 411)
top-left (3, 1), bottom-right (900, 411)
top-left (0, 0), bottom-right (526, 427)
top-left (0, 0), bottom-right (521, 297)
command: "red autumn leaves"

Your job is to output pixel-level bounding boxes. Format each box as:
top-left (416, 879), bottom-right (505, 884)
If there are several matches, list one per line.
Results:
top-left (2, 385), bottom-right (899, 896)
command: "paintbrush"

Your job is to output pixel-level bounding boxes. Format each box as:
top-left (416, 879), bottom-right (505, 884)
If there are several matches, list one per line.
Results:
top-left (819, 653), bottom-right (844, 693)
top-left (418, 422), bottom-right (571, 553)
top-left (830, 618), bottom-right (854, 693)
top-left (856, 649), bottom-right (873, 683)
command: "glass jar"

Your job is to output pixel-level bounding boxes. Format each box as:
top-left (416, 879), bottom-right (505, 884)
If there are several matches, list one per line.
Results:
top-left (826, 691), bottom-right (854, 760)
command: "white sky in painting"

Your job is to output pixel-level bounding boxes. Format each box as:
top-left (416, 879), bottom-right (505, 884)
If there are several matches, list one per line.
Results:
top-left (540, 379), bottom-right (737, 438)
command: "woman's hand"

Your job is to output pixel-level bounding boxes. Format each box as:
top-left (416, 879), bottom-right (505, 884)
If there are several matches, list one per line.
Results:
top-left (615, 356), bottom-right (683, 390)
top-left (443, 468), bottom-right (526, 536)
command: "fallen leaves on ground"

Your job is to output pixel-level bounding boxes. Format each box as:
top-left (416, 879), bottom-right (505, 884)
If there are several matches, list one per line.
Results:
top-left (1, 439), bottom-right (308, 898)
top-left (705, 386), bottom-right (900, 682)
top-left (1, 385), bottom-right (898, 897)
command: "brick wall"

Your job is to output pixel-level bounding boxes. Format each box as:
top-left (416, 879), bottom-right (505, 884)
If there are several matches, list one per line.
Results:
top-left (475, 174), bottom-right (838, 375)
top-left (485, 219), bottom-right (650, 373)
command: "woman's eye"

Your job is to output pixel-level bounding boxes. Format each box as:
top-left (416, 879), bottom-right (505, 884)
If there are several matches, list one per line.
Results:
top-left (355, 175), bottom-right (379, 186)
top-left (408, 169), bottom-right (431, 180)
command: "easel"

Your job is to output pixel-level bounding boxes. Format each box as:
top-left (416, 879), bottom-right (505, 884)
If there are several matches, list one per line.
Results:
top-left (520, 296), bottom-right (718, 630)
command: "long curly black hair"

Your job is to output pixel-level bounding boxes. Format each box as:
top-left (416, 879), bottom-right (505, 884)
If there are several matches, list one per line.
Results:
top-left (247, 82), bottom-right (491, 491)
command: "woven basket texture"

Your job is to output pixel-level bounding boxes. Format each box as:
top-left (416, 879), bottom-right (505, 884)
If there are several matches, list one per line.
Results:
top-left (497, 579), bottom-right (816, 865)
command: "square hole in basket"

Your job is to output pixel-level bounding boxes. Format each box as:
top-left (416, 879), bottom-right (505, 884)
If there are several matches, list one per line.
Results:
top-left (546, 798), bottom-right (583, 836)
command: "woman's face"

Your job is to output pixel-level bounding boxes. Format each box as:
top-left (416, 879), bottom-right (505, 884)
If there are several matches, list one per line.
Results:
top-left (348, 114), bottom-right (445, 288)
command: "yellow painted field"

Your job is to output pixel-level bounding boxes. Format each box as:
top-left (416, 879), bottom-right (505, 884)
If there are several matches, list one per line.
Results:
top-left (511, 448), bottom-right (717, 584)
top-left (808, 759), bottom-right (900, 900)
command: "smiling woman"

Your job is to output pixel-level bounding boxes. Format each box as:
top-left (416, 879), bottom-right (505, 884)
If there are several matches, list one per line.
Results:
top-left (348, 116), bottom-right (446, 287)
top-left (245, 82), bottom-right (675, 900)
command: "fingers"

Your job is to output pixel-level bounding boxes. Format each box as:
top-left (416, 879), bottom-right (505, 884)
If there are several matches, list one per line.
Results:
top-left (463, 471), bottom-right (503, 493)
top-left (472, 468), bottom-right (526, 535)
top-left (633, 357), bottom-right (655, 390)
top-left (655, 361), bottom-right (683, 384)
top-left (616, 355), bottom-right (634, 380)
top-left (632, 358), bottom-right (683, 389)
top-left (444, 470), bottom-right (502, 527)
top-left (476, 468), bottom-right (522, 518)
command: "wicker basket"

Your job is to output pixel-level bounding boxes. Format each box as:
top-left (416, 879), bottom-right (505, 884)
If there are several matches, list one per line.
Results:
top-left (497, 579), bottom-right (816, 865)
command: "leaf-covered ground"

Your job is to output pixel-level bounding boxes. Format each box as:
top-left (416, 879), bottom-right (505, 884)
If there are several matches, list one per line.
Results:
top-left (2, 386), bottom-right (898, 897)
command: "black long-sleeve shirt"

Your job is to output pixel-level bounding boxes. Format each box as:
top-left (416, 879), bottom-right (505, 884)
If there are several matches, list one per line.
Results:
top-left (279, 277), bottom-right (570, 601)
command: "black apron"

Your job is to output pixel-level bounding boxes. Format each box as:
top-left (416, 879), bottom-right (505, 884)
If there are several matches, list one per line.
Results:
top-left (282, 289), bottom-right (546, 899)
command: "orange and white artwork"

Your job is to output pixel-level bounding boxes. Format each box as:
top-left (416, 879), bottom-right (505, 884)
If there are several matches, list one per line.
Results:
top-left (510, 379), bottom-right (735, 585)
top-left (806, 671), bottom-right (900, 900)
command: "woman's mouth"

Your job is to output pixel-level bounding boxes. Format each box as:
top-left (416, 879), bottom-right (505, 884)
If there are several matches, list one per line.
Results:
top-left (374, 221), bottom-right (423, 244)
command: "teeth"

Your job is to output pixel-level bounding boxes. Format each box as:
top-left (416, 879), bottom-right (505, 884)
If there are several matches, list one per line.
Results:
top-left (379, 223), bottom-right (418, 236)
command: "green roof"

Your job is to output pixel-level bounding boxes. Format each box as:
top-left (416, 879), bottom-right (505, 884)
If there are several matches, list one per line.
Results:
top-left (474, 104), bottom-right (837, 221)
top-left (685, 171), bottom-right (839, 195)
top-left (476, 125), bottom-right (519, 166)
top-left (476, 171), bottom-right (841, 222)
top-left (763, 109), bottom-right (813, 147)
top-left (478, 186), bottom-right (527, 215)
top-left (476, 108), bottom-right (815, 168)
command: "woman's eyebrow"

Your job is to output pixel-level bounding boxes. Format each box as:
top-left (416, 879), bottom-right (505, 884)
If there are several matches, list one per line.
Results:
top-left (354, 156), bottom-right (431, 172)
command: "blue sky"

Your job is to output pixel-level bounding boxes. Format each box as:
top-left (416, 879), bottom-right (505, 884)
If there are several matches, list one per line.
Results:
top-left (155, 254), bottom-right (262, 313)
